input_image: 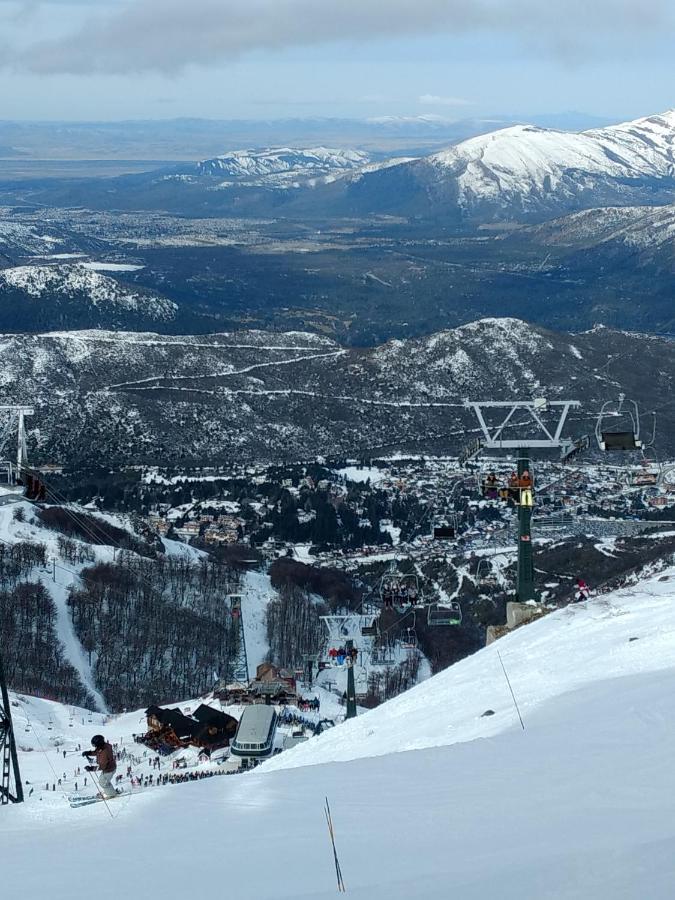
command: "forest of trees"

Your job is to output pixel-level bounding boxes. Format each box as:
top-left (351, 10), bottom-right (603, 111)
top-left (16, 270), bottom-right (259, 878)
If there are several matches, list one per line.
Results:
top-left (67, 553), bottom-right (242, 710)
top-left (37, 506), bottom-right (156, 557)
top-left (0, 541), bottom-right (94, 707)
top-left (269, 558), bottom-right (361, 610)
top-left (265, 583), bottom-right (326, 670)
top-left (363, 654), bottom-right (422, 707)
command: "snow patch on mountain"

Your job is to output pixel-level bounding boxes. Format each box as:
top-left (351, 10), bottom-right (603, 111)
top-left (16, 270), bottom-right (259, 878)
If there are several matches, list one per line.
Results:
top-left (196, 147), bottom-right (370, 185)
top-left (0, 264), bottom-right (177, 321)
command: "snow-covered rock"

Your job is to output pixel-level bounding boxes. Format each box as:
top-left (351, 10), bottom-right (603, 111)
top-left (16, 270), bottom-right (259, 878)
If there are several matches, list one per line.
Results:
top-left (0, 263), bottom-right (177, 326)
top-left (196, 146), bottom-right (370, 185)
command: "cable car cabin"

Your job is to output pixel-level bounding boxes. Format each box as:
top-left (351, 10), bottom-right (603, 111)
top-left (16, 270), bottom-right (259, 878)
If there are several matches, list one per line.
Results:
top-left (600, 431), bottom-right (642, 452)
top-left (433, 524), bottom-right (455, 540)
top-left (427, 602), bottom-right (462, 627)
top-left (230, 705), bottom-right (278, 767)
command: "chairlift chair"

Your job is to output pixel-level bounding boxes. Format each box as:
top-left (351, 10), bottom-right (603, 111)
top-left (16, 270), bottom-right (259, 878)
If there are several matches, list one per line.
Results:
top-left (401, 628), bottom-right (418, 651)
top-left (427, 601), bottom-right (462, 627)
top-left (400, 612), bottom-right (418, 650)
top-left (379, 569), bottom-right (421, 609)
top-left (476, 558), bottom-right (498, 589)
top-left (596, 394), bottom-right (642, 452)
top-left (371, 640), bottom-right (396, 665)
top-left (432, 511), bottom-right (458, 540)
top-left (361, 618), bottom-right (379, 637)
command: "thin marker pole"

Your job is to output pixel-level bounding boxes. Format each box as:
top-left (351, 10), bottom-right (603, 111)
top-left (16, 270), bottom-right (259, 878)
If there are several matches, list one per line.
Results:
top-left (497, 651), bottom-right (525, 731)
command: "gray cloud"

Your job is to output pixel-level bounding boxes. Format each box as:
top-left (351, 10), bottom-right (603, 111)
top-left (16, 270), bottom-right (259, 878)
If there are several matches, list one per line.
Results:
top-left (6, 0), bottom-right (673, 75)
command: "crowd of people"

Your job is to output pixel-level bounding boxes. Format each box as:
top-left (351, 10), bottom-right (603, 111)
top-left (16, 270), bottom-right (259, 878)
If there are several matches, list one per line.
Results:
top-left (297, 696), bottom-right (320, 712)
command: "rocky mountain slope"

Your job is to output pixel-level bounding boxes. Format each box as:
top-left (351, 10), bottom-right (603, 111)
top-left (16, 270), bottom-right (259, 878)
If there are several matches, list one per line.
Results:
top-left (0, 318), bottom-right (672, 467)
top-left (0, 264), bottom-right (178, 330)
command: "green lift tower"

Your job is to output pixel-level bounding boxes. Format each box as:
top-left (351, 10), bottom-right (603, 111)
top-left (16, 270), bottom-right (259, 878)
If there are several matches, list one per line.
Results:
top-left (463, 399), bottom-right (580, 603)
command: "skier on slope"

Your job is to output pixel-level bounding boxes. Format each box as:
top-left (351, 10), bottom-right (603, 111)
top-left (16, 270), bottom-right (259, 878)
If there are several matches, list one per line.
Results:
top-left (82, 735), bottom-right (117, 799)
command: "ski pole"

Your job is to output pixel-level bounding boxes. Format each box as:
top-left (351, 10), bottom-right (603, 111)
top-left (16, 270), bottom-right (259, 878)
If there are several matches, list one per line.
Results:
top-left (87, 769), bottom-right (115, 819)
top-left (324, 797), bottom-right (346, 892)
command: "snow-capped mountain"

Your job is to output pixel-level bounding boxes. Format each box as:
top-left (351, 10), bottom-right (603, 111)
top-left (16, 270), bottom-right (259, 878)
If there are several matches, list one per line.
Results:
top-left (0, 264), bottom-right (177, 330)
top-left (0, 319), bottom-right (673, 467)
top-left (299, 110), bottom-right (675, 222)
top-left (194, 146), bottom-right (370, 185)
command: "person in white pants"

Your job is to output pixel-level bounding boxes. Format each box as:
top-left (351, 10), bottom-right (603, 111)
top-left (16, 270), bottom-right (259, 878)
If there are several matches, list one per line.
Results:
top-left (83, 734), bottom-right (117, 798)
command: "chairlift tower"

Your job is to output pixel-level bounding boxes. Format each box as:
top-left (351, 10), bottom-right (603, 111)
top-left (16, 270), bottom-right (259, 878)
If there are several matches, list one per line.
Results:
top-left (320, 615), bottom-right (360, 719)
top-left (228, 595), bottom-right (249, 686)
top-left (464, 399), bottom-right (581, 603)
top-left (0, 650), bottom-right (23, 804)
top-left (0, 405), bottom-right (33, 485)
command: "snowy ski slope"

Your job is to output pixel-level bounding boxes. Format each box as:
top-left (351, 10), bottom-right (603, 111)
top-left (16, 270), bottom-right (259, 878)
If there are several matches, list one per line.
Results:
top-left (3, 566), bottom-right (675, 898)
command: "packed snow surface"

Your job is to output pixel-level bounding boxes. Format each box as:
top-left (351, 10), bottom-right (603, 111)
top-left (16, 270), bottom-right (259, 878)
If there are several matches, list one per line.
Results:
top-left (4, 568), bottom-right (675, 898)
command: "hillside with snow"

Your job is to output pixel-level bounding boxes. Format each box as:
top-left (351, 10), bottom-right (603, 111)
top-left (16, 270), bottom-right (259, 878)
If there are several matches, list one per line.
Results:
top-left (0, 264), bottom-right (177, 330)
top-left (0, 222), bottom-right (63, 261)
top-left (0, 318), bottom-right (674, 466)
top-left (4, 565), bottom-right (675, 898)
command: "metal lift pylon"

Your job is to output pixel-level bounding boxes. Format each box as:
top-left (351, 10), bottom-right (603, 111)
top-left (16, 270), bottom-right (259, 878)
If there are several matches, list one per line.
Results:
top-left (0, 649), bottom-right (23, 804)
top-left (228, 595), bottom-right (250, 687)
top-left (464, 398), bottom-right (581, 603)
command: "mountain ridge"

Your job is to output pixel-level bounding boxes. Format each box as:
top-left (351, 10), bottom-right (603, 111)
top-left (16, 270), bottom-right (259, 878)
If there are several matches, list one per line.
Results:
top-left (0, 317), bottom-right (673, 467)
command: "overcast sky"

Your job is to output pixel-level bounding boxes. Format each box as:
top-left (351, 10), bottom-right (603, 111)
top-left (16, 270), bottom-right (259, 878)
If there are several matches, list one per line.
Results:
top-left (0, 0), bottom-right (673, 121)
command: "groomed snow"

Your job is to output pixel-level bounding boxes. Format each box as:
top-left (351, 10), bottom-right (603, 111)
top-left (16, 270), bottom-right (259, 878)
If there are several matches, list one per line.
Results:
top-left (3, 567), bottom-right (675, 898)
top-left (266, 567), bottom-right (675, 770)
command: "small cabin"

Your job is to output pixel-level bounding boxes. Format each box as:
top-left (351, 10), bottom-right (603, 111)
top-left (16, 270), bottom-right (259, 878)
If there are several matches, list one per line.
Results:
top-left (142, 703), bottom-right (237, 753)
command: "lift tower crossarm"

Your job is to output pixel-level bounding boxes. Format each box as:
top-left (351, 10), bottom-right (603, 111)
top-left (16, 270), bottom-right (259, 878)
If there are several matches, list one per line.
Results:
top-left (463, 398), bottom-right (582, 605)
top-left (463, 399), bottom-right (580, 449)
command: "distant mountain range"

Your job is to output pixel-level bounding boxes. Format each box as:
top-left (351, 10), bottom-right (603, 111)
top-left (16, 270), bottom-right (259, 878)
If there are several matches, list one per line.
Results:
top-left (16, 110), bottom-right (675, 226)
top-left (0, 113), bottom-right (613, 161)
top-left (292, 111), bottom-right (675, 223)
top-left (1, 319), bottom-right (672, 468)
